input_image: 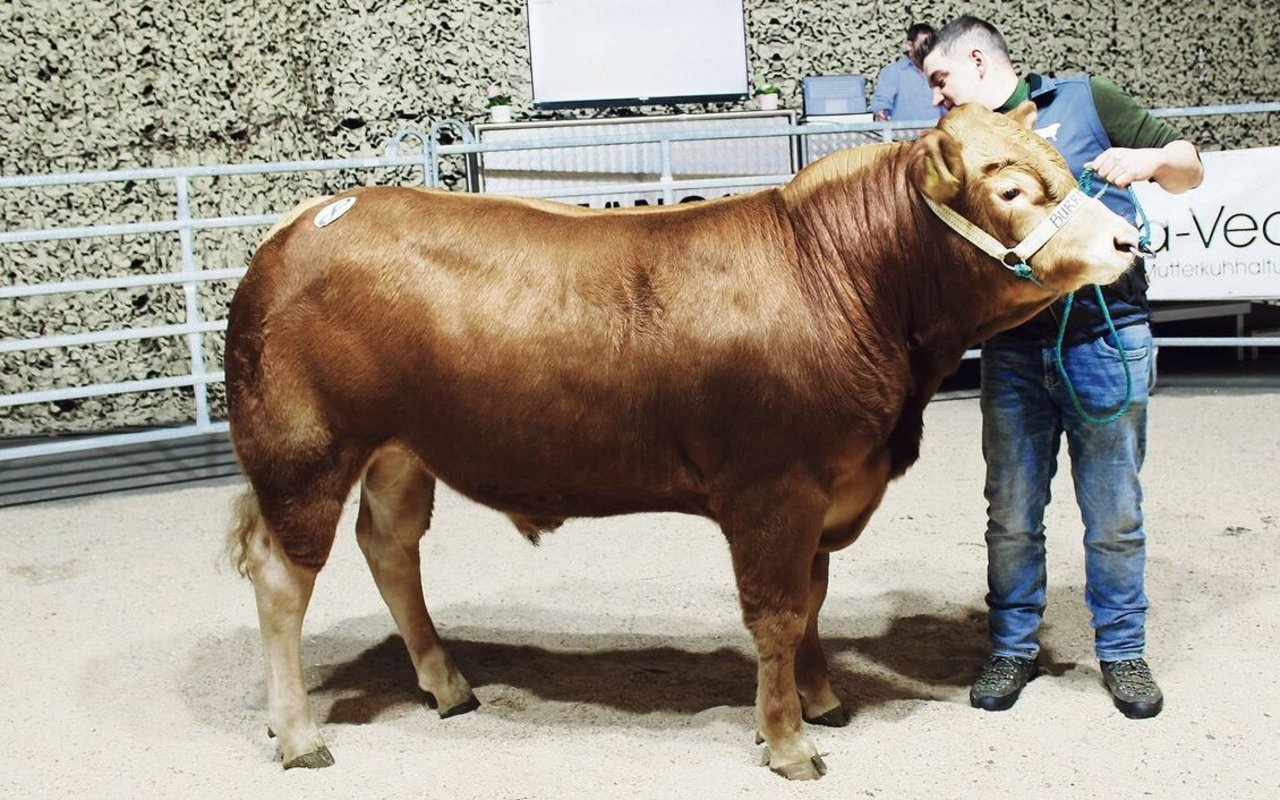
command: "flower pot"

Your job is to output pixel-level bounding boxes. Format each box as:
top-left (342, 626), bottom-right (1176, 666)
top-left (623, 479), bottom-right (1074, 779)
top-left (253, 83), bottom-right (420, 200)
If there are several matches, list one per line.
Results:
top-left (755, 93), bottom-right (779, 111)
top-left (489, 105), bottom-right (513, 123)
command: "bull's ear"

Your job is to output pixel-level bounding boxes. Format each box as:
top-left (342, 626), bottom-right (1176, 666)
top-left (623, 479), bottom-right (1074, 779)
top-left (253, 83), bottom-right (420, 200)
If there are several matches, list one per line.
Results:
top-left (1007, 100), bottom-right (1038, 129)
top-left (910, 128), bottom-right (965, 204)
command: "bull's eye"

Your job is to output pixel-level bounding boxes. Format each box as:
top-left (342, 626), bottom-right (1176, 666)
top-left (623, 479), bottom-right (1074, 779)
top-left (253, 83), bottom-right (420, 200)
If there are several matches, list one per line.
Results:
top-left (1000, 187), bottom-right (1021, 201)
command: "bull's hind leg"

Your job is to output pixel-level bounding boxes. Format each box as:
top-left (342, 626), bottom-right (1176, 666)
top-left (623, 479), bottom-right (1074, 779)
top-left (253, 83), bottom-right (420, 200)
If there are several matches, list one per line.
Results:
top-left (796, 552), bottom-right (848, 727)
top-left (722, 482), bottom-right (829, 781)
top-left (355, 446), bottom-right (477, 717)
top-left (244, 491), bottom-right (346, 769)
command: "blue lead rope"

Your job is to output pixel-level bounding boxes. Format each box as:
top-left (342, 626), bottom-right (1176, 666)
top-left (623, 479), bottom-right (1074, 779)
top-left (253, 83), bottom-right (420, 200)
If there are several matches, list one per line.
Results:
top-left (1052, 167), bottom-right (1150, 426)
top-left (1054, 285), bottom-right (1133, 425)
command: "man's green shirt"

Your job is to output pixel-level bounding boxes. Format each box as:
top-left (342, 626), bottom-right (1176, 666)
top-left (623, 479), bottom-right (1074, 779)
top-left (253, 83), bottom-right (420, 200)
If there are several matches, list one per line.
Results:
top-left (998, 75), bottom-right (1182, 150)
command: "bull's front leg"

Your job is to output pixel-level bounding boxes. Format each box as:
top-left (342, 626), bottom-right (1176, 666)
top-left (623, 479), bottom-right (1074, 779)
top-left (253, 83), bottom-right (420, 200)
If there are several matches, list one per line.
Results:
top-left (722, 484), bottom-right (829, 780)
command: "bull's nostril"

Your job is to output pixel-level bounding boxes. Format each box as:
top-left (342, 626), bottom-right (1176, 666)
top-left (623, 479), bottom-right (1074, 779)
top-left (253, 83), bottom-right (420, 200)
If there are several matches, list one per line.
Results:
top-left (1115, 236), bottom-right (1139, 254)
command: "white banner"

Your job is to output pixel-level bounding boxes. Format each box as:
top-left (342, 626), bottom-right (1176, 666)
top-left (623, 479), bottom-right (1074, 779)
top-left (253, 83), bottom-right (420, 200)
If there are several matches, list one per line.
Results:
top-left (1133, 146), bottom-right (1280, 300)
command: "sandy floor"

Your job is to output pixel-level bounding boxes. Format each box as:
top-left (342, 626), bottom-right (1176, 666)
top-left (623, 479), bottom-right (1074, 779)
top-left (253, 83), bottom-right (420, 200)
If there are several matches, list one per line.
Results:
top-left (2, 387), bottom-right (1277, 799)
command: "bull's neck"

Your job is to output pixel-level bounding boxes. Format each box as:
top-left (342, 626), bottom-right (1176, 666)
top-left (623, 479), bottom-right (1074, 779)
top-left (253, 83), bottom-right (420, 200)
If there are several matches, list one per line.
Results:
top-left (780, 145), bottom-right (1054, 377)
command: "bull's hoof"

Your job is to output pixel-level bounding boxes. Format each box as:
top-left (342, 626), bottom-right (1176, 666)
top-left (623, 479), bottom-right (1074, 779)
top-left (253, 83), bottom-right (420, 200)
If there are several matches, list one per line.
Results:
top-left (770, 754), bottom-right (828, 781)
top-left (804, 705), bottom-right (850, 727)
top-left (437, 693), bottom-right (481, 719)
top-left (283, 746), bottom-right (335, 770)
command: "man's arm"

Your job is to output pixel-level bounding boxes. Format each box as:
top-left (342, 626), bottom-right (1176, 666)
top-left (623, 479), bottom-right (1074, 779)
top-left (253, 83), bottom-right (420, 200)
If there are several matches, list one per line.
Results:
top-left (870, 65), bottom-right (898, 121)
top-left (1085, 140), bottom-right (1204, 193)
top-left (1086, 76), bottom-right (1204, 193)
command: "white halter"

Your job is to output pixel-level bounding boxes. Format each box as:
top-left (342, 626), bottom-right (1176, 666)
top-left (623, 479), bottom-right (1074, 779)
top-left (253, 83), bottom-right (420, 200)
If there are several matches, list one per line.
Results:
top-left (921, 188), bottom-right (1093, 284)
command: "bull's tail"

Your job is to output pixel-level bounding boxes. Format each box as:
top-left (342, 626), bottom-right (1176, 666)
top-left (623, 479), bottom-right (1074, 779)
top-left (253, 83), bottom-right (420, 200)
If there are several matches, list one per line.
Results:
top-left (225, 487), bottom-right (262, 578)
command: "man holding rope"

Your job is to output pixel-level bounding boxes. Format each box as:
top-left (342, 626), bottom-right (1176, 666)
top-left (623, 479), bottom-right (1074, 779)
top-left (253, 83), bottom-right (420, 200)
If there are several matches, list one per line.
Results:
top-left (920, 15), bottom-right (1203, 718)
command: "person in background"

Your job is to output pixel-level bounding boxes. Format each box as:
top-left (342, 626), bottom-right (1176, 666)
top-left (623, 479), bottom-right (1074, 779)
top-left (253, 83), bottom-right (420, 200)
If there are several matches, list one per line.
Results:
top-left (919, 15), bottom-right (1203, 720)
top-left (870, 23), bottom-right (944, 123)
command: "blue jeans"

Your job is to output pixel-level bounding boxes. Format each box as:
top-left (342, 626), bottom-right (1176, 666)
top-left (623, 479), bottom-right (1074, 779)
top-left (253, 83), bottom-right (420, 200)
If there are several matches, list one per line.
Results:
top-left (980, 322), bottom-right (1153, 663)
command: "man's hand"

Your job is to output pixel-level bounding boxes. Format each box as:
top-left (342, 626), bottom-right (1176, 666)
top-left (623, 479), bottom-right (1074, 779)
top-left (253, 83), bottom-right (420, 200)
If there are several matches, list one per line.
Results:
top-left (1083, 147), bottom-right (1159, 189)
top-left (1085, 141), bottom-right (1203, 193)
top-left (873, 110), bottom-right (891, 122)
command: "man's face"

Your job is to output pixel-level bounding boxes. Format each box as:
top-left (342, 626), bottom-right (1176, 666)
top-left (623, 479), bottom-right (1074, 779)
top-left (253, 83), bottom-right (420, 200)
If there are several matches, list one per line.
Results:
top-left (922, 47), bottom-right (984, 110)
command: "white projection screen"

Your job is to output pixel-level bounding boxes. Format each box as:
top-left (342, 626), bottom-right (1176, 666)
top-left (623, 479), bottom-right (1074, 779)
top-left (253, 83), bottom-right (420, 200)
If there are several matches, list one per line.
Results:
top-left (526, 0), bottom-right (750, 109)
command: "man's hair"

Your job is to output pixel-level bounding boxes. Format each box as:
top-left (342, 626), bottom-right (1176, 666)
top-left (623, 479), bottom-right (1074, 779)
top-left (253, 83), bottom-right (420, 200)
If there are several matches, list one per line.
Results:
top-left (906, 22), bottom-right (935, 41)
top-left (917, 15), bottom-right (1012, 66)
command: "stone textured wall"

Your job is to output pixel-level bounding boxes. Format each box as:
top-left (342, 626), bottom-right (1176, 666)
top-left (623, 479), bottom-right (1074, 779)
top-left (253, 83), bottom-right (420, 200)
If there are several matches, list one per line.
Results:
top-left (2, 0), bottom-right (1277, 436)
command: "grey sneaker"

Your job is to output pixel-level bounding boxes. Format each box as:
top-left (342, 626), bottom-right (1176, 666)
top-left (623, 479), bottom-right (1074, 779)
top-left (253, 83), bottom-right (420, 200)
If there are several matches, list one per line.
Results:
top-left (970, 655), bottom-right (1037, 711)
top-left (1100, 658), bottom-right (1164, 719)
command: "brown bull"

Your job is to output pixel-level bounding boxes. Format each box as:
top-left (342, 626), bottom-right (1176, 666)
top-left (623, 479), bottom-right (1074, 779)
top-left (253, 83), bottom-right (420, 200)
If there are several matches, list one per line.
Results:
top-left (224, 103), bottom-right (1140, 780)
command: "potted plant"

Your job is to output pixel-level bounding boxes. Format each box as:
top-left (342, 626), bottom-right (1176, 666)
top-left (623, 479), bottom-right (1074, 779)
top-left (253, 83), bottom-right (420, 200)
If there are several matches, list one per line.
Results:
top-left (486, 83), bottom-right (513, 123)
top-left (754, 83), bottom-right (781, 111)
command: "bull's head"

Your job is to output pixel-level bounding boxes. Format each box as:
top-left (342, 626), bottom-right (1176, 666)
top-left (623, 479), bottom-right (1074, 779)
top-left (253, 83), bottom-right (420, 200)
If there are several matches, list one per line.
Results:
top-left (909, 102), bottom-right (1141, 293)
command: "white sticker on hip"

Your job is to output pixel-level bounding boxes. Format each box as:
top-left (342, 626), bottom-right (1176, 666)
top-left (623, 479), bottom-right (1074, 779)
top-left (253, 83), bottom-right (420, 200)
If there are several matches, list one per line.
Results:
top-left (314, 196), bottom-right (357, 228)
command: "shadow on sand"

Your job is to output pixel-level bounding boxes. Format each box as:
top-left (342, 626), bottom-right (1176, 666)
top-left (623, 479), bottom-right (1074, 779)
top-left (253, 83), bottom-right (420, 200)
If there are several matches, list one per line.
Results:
top-left (209, 591), bottom-right (1009, 730)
